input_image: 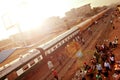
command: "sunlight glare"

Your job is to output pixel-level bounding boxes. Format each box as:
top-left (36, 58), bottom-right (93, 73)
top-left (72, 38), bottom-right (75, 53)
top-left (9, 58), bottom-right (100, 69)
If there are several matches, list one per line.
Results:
top-left (0, 0), bottom-right (71, 39)
top-left (9, 0), bottom-right (69, 32)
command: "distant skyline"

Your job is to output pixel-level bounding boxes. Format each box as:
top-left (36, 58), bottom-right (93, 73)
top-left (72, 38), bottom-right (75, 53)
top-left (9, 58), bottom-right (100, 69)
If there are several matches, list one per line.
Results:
top-left (0, 0), bottom-right (119, 40)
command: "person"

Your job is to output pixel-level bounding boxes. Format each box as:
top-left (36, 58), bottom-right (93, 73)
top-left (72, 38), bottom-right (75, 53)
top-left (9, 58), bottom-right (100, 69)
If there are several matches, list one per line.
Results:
top-left (112, 71), bottom-right (120, 80)
top-left (104, 60), bottom-right (111, 71)
top-left (86, 68), bottom-right (94, 80)
top-left (95, 44), bottom-right (100, 53)
top-left (110, 20), bottom-right (113, 24)
top-left (112, 36), bottom-right (119, 48)
top-left (95, 21), bottom-right (98, 24)
top-left (101, 53), bottom-right (108, 63)
top-left (113, 39), bottom-right (118, 48)
top-left (57, 55), bottom-right (62, 65)
top-left (52, 69), bottom-right (59, 80)
top-left (115, 36), bottom-right (118, 41)
top-left (94, 51), bottom-right (100, 63)
top-left (102, 68), bottom-right (109, 80)
top-left (113, 25), bottom-right (115, 29)
top-left (81, 38), bottom-right (85, 45)
top-left (88, 27), bottom-right (92, 35)
top-left (96, 72), bottom-right (102, 80)
top-left (47, 60), bottom-right (54, 70)
top-left (83, 62), bottom-right (90, 71)
top-left (79, 69), bottom-right (86, 80)
top-left (109, 54), bottom-right (115, 65)
top-left (96, 63), bottom-right (102, 74)
top-left (109, 41), bottom-right (113, 48)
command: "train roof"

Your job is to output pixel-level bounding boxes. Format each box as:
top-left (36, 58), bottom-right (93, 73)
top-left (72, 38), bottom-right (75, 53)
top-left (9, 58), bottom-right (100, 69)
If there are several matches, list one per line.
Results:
top-left (38, 24), bottom-right (80, 50)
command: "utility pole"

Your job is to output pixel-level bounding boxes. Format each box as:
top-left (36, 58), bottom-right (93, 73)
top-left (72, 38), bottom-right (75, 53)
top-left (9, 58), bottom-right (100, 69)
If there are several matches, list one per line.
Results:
top-left (17, 23), bottom-right (27, 47)
top-left (1, 14), bottom-right (27, 47)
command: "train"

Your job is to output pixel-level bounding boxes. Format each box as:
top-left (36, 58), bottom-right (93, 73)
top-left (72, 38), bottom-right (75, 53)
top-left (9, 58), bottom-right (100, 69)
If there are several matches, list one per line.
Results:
top-left (0, 8), bottom-right (109, 80)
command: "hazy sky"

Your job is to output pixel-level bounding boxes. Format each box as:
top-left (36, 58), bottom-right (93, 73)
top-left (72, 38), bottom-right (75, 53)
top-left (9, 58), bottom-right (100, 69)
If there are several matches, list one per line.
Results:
top-left (0, 0), bottom-right (119, 40)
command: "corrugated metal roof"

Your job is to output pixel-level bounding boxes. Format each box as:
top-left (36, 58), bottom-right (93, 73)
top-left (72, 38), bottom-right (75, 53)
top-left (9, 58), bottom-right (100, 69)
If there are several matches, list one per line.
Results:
top-left (0, 49), bottom-right (16, 63)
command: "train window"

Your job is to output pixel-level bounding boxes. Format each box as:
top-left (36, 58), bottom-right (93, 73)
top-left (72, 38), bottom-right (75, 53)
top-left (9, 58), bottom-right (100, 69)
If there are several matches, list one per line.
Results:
top-left (51, 48), bottom-right (54, 52)
top-left (60, 42), bottom-right (62, 45)
top-left (68, 36), bottom-right (71, 39)
top-left (62, 40), bottom-right (64, 44)
top-left (72, 33), bottom-right (74, 36)
top-left (70, 35), bottom-right (72, 38)
top-left (72, 34), bottom-right (74, 37)
top-left (58, 43), bottom-right (61, 46)
top-left (37, 56), bottom-right (41, 60)
top-left (30, 60), bottom-right (35, 66)
top-left (37, 55), bottom-right (43, 61)
top-left (53, 46), bottom-right (56, 50)
top-left (37, 56), bottom-right (41, 61)
top-left (76, 31), bottom-right (78, 34)
top-left (34, 58), bottom-right (38, 63)
top-left (57, 42), bottom-right (61, 47)
top-left (74, 32), bottom-right (76, 35)
top-left (55, 45), bottom-right (58, 49)
top-left (69, 36), bottom-right (71, 39)
top-left (65, 38), bottom-right (67, 41)
top-left (48, 50), bottom-right (51, 54)
top-left (46, 52), bottom-right (49, 56)
top-left (57, 44), bottom-right (59, 47)
top-left (67, 37), bottom-right (69, 40)
top-left (67, 38), bottom-right (68, 41)
top-left (69, 36), bottom-right (70, 39)
top-left (64, 39), bottom-right (66, 42)
top-left (40, 55), bottom-right (43, 60)
top-left (22, 65), bottom-right (29, 71)
top-left (75, 31), bottom-right (78, 34)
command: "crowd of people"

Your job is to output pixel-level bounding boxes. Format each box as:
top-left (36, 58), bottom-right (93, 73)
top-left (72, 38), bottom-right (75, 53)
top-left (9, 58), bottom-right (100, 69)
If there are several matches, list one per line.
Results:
top-left (73, 36), bottom-right (119, 80)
